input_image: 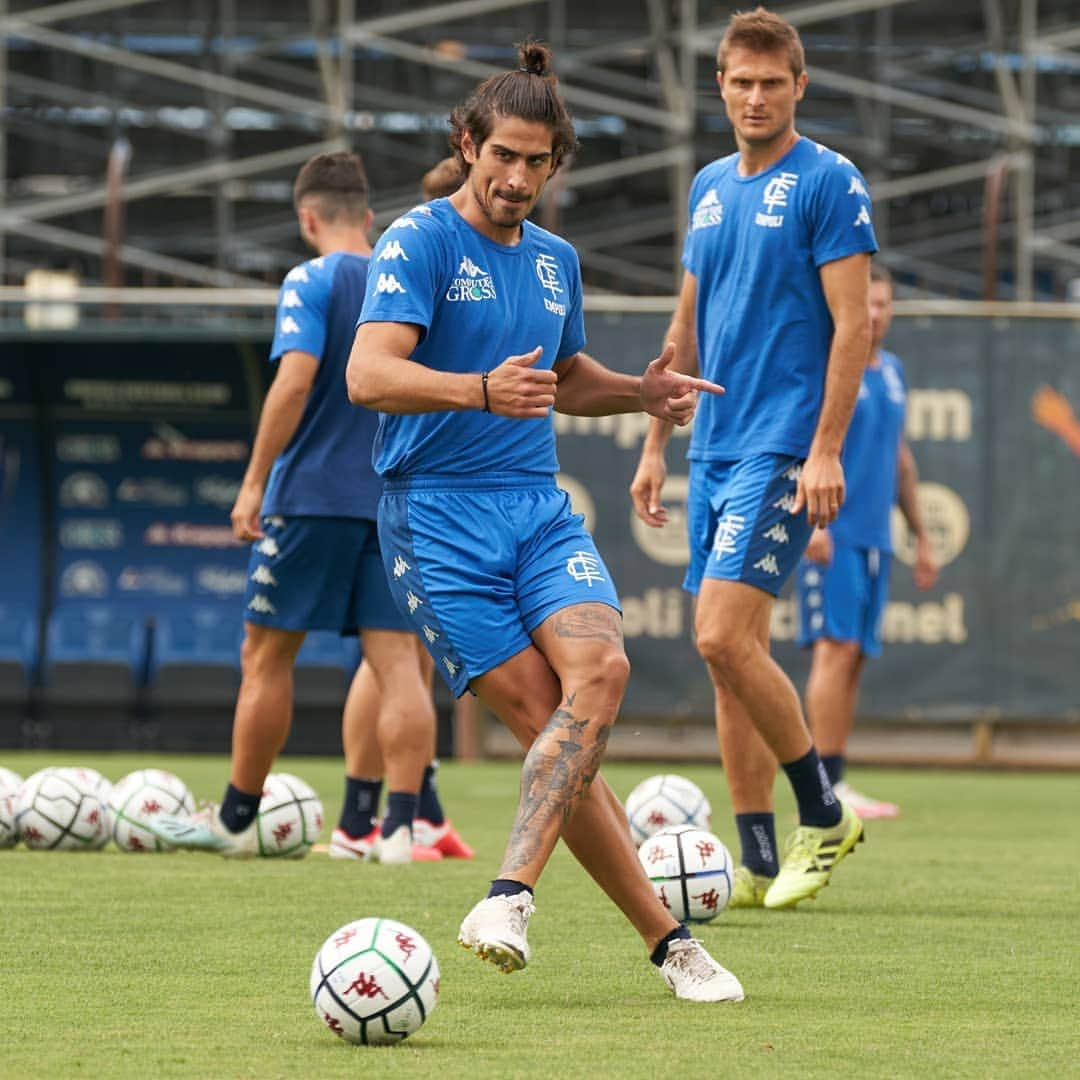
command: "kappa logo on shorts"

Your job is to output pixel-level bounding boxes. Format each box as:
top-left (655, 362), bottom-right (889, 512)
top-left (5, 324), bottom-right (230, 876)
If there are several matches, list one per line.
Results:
top-left (772, 492), bottom-right (797, 513)
top-left (255, 537), bottom-right (279, 557)
top-left (566, 550), bottom-right (605, 586)
top-left (248, 594), bottom-right (276, 614)
top-left (442, 657), bottom-right (459, 678)
top-left (762, 523), bottom-right (789, 544)
top-left (711, 513), bottom-right (746, 558)
top-left (753, 553), bottom-right (781, 577)
top-left (392, 554), bottom-right (410, 578)
top-left (405, 590), bottom-right (422, 613)
top-left (422, 625), bottom-right (438, 644)
top-left (250, 565), bottom-right (278, 587)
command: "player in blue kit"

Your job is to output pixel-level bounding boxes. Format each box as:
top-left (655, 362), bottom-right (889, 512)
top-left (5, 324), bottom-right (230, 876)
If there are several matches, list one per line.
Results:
top-left (150, 152), bottom-right (469, 864)
top-left (347, 40), bottom-right (744, 1003)
top-left (797, 263), bottom-right (938, 820)
top-left (631, 8), bottom-right (877, 910)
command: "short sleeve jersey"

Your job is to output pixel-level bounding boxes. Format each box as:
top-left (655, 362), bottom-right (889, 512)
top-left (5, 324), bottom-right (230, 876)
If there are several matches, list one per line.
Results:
top-left (357, 198), bottom-right (586, 479)
top-left (682, 136), bottom-right (878, 461)
top-left (830, 348), bottom-right (907, 553)
top-left (262, 252), bottom-right (382, 520)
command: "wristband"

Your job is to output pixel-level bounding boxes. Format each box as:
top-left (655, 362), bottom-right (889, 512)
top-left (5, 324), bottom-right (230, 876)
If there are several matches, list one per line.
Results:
top-left (481, 371), bottom-right (491, 412)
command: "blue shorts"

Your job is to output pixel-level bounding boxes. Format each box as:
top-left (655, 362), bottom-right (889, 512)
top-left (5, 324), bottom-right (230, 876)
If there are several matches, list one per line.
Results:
top-left (378, 475), bottom-right (621, 696)
top-left (683, 454), bottom-right (813, 597)
top-left (795, 541), bottom-right (892, 658)
top-left (242, 516), bottom-right (408, 634)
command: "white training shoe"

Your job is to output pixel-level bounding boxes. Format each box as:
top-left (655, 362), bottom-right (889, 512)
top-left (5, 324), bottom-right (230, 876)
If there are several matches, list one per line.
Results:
top-left (328, 826), bottom-right (379, 859)
top-left (146, 805), bottom-right (259, 859)
top-left (457, 891), bottom-right (535, 973)
top-left (659, 938), bottom-right (745, 1003)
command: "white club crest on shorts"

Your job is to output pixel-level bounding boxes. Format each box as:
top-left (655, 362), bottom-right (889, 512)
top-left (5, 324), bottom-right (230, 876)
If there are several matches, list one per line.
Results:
top-left (247, 594), bottom-right (276, 614)
top-left (566, 550), bottom-right (605, 587)
top-left (405, 590), bottom-right (422, 613)
top-left (250, 565), bottom-right (278, 587)
top-left (753, 553), bottom-right (781, 577)
top-left (392, 555), bottom-right (410, 579)
top-left (711, 513), bottom-right (746, 558)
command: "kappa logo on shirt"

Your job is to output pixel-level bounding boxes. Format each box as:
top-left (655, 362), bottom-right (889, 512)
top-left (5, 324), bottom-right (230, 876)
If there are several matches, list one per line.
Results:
top-left (281, 289), bottom-right (303, 308)
top-left (535, 253), bottom-right (566, 316)
top-left (378, 240), bottom-right (409, 262)
top-left (691, 188), bottom-right (724, 231)
top-left (446, 255), bottom-right (496, 302)
top-left (755, 172), bottom-right (798, 228)
top-left (848, 175), bottom-right (869, 198)
top-left (284, 266), bottom-right (309, 283)
top-left (375, 273), bottom-right (407, 295)
top-left (387, 215), bottom-right (420, 231)
top-left (279, 315), bottom-right (301, 335)
top-left (854, 205), bottom-right (872, 227)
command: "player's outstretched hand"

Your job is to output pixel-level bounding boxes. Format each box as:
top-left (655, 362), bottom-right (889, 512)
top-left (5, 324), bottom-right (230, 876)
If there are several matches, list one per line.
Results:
top-left (230, 484), bottom-right (265, 542)
top-left (486, 346), bottom-right (557, 417)
top-left (792, 452), bottom-right (845, 528)
top-left (640, 343), bottom-right (724, 426)
top-left (630, 451), bottom-right (669, 528)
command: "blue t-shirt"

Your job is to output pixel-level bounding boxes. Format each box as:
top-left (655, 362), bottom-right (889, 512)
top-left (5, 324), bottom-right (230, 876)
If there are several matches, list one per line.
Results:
top-left (262, 252), bottom-right (382, 520)
top-left (682, 136), bottom-right (878, 460)
top-left (357, 199), bottom-right (586, 479)
top-left (830, 348), bottom-right (907, 553)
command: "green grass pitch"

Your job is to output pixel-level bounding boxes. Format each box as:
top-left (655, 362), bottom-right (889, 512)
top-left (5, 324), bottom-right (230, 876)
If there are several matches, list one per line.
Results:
top-left (1, 751), bottom-right (1078, 1079)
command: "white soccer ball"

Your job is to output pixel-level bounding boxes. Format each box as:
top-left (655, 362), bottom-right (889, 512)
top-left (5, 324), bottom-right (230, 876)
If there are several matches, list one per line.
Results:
top-left (638, 824), bottom-right (734, 923)
top-left (14, 767), bottom-right (109, 850)
top-left (108, 769), bottom-right (195, 852)
top-left (311, 917), bottom-right (440, 1046)
top-left (0, 766), bottom-right (23, 800)
top-left (255, 772), bottom-right (323, 858)
top-left (60, 767), bottom-right (112, 848)
top-left (0, 794), bottom-right (16, 849)
top-left (624, 773), bottom-right (712, 846)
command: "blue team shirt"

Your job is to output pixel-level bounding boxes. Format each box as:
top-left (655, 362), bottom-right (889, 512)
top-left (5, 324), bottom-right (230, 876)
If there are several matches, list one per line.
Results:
top-left (357, 198), bottom-right (586, 479)
top-left (830, 348), bottom-right (907, 553)
top-left (682, 136), bottom-right (878, 460)
top-left (263, 252), bottom-right (382, 519)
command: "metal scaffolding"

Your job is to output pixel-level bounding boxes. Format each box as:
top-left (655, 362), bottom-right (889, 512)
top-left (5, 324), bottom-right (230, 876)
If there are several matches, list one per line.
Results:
top-left (1, 0), bottom-right (1076, 300)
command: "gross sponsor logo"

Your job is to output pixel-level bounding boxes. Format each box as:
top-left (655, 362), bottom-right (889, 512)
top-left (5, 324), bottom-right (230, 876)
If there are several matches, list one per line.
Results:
top-left (59, 472), bottom-right (109, 509)
top-left (57, 434), bottom-right (121, 463)
top-left (446, 257), bottom-right (496, 303)
top-left (193, 475), bottom-right (240, 508)
top-left (59, 560), bottom-right (109, 598)
top-left (59, 518), bottom-right (124, 550)
top-left (144, 523), bottom-right (245, 549)
top-left (116, 476), bottom-right (189, 507)
top-left (117, 565), bottom-right (188, 597)
top-left (691, 189), bottom-right (723, 230)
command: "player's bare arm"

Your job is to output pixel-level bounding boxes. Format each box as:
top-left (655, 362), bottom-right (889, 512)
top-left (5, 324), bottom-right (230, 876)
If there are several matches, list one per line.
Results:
top-left (793, 252), bottom-right (872, 527)
top-left (348, 322), bottom-right (556, 417)
top-left (232, 349), bottom-right (318, 542)
top-left (630, 272), bottom-right (701, 528)
top-left (897, 438), bottom-right (939, 591)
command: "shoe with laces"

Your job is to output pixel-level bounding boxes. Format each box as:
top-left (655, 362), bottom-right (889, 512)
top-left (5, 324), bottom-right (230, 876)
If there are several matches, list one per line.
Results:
top-left (728, 865), bottom-right (773, 909)
top-left (833, 779), bottom-right (899, 820)
top-left (458, 891), bottom-right (535, 973)
top-left (413, 817), bottom-right (475, 859)
top-left (147, 805), bottom-right (258, 859)
top-left (764, 801), bottom-right (864, 909)
top-left (368, 824), bottom-right (443, 864)
top-left (659, 938), bottom-right (745, 1002)
top-left (328, 826), bottom-right (379, 859)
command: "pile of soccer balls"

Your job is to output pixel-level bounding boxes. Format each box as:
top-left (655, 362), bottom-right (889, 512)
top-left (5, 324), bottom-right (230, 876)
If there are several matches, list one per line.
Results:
top-left (624, 772), bottom-right (734, 923)
top-left (0, 765), bottom-right (322, 857)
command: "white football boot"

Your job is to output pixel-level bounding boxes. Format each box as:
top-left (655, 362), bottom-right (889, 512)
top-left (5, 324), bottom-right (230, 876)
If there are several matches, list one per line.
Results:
top-left (659, 938), bottom-right (745, 1002)
top-left (457, 891), bottom-right (535, 973)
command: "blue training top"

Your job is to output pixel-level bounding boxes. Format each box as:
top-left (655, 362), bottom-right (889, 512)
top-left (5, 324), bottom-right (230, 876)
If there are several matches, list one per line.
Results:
top-left (831, 348), bottom-right (907, 553)
top-left (682, 135), bottom-right (879, 461)
top-left (263, 252), bottom-right (382, 520)
top-left (357, 198), bottom-right (586, 480)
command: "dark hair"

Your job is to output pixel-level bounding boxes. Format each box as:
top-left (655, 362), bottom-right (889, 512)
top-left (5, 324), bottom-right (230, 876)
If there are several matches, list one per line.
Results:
top-left (448, 40), bottom-right (579, 174)
top-left (717, 7), bottom-right (805, 81)
top-left (421, 155), bottom-right (465, 200)
top-left (292, 151), bottom-right (370, 223)
top-left (870, 262), bottom-right (893, 286)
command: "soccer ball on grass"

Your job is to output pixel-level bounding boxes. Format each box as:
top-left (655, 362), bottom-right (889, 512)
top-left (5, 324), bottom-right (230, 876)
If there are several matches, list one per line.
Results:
top-left (108, 768), bottom-right (195, 852)
top-left (14, 766), bottom-right (109, 850)
top-left (624, 773), bottom-right (712, 846)
top-left (638, 824), bottom-right (733, 923)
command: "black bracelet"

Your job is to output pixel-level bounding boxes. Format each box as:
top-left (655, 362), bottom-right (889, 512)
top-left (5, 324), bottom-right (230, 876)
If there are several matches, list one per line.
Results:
top-left (481, 370), bottom-right (491, 412)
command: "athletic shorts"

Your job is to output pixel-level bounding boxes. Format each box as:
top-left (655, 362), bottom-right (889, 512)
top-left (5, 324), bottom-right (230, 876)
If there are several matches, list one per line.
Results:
top-left (378, 474), bottom-right (621, 697)
top-left (795, 541), bottom-right (892, 658)
top-left (683, 454), bottom-right (813, 597)
top-left (242, 515), bottom-right (409, 634)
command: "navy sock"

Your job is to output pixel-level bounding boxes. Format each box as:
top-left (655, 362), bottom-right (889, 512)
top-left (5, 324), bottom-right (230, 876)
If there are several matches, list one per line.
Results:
top-left (487, 878), bottom-right (533, 900)
top-left (380, 791), bottom-right (417, 839)
top-left (650, 925), bottom-right (691, 967)
top-left (821, 754), bottom-right (844, 786)
top-left (734, 812), bottom-right (778, 877)
top-left (781, 747), bottom-right (842, 827)
top-left (339, 776), bottom-right (382, 838)
top-left (417, 762), bottom-right (445, 826)
top-left (220, 783), bottom-right (260, 834)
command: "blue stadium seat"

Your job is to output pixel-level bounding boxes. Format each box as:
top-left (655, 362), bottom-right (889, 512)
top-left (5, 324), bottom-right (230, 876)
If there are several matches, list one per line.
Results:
top-left (149, 607), bottom-right (243, 706)
top-left (42, 604), bottom-right (147, 705)
top-left (0, 602), bottom-right (38, 703)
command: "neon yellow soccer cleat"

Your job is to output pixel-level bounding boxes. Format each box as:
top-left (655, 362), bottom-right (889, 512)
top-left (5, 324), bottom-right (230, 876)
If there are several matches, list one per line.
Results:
top-left (728, 866), bottom-right (773, 909)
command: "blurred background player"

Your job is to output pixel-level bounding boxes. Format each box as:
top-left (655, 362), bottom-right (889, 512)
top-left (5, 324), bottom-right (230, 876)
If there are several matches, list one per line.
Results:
top-left (420, 154), bottom-right (465, 200)
top-left (630, 8), bottom-right (877, 911)
top-left (149, 151), bottom-right (470, 864)
top-left (796, 262), bottom-right (938, 820)
top-left (348, 40), bottom-right (743, 1002)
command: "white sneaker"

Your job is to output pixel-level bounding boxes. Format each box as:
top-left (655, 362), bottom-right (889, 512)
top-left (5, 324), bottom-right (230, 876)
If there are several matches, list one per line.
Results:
top-left (147, 805), bottom-right (259, 859)
top-left (365, 824), bottom-right (443, 864)
top-left (328, 826), bottom-right (379, 859)
top-left (457, 891), bottom-right (535, 973)
top-left (659, 938), bottom-right (745, 1002)
top-left (833, 779), bottom-right (900, 820)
